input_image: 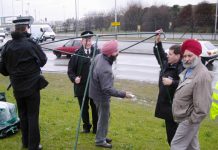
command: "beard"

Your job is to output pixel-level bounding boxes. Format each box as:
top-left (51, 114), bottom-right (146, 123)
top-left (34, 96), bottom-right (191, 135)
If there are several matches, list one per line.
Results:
top-left (182, 57), bottom-right (200, 69)
top-left (109, 54), bottom-right (118, 62)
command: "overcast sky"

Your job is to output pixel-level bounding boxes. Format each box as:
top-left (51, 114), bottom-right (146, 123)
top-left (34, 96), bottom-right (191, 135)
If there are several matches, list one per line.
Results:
top-left (0, 0), bottom-right (217, 22)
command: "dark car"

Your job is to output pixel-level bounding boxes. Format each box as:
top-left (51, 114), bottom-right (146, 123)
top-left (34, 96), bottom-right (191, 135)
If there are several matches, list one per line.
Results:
top-left (53, 39), bottom-right (82, 58)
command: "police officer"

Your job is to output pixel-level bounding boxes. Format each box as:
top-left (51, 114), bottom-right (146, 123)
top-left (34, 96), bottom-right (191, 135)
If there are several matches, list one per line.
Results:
top-left (0, 18), bottom-right (47, 150)
top-left (68, 31), bottom-right (99, 134)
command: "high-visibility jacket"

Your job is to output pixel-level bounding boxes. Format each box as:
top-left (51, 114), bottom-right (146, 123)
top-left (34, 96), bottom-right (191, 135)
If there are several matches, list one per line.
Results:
top-left (210, 82), bottom-right (218, 120)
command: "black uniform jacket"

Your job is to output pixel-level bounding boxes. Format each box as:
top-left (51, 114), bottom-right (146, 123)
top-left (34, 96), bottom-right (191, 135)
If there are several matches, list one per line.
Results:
top-left (68, 45), bottom-right (99, 97)
top-left (0, 32), bottom-right (47, 98)
top-left (154, 42), bottom-right (184, 120)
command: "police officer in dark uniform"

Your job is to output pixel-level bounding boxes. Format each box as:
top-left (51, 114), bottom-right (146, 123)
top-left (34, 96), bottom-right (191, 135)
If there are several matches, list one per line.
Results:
top-left (0, 18), bottom-right (47, 150)
top-left (68, 31), bottom-right (99, 134)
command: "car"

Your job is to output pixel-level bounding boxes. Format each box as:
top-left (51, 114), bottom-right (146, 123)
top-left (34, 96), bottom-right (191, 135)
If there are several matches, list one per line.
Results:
top-left (53, 39), bottom-right (82, 58)
top-left (199, 41), bottom-right (218, 65)
top-left (0, 37), bottom-right (4, 42)
top-left (0, 28), bottom-right (6, 39)
top-left (165, 40), bottom-right (218, 65)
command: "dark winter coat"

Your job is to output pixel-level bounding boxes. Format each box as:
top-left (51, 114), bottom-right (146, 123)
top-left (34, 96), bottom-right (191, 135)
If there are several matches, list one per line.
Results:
top-left (67, 45), bottom-right (99, 97)
top-left (0, 32), bottom-right (47, 98)
top-left (154, 42), bottom-right (184, 120)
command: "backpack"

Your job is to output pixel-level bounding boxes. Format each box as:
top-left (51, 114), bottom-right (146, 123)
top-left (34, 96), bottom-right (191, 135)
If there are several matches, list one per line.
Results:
top-left (0, 101), bottom-right (20, 138)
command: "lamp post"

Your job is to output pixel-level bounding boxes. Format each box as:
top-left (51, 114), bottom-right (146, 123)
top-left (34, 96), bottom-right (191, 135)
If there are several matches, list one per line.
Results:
top-left (1, 0), bottom-right (3, 17)
top-left (115, 0), bottom-right (117, 33)
top-left (215, 0), bottom-right (218, 40)
top-left (16, 0), bottom-right (23, 16)
top-left (75, 0), bottom-right (78, 37)
top-left (12, 0), bottom-right (14, 15)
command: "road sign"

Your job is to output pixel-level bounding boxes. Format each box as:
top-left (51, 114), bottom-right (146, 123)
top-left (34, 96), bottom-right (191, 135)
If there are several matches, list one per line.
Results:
top-left (111, 22), bottom-right (120, 26)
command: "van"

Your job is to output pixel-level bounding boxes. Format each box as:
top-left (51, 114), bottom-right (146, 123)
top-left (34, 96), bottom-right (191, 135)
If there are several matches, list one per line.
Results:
top-left (30, 24), bottom-right (55, 42)
top-left (0, 28), bottom-right (6, 39)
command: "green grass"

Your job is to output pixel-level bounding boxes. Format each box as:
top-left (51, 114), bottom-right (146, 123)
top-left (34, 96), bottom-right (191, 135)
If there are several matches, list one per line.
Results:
top-left (0, 73), bottom-right (218, 150)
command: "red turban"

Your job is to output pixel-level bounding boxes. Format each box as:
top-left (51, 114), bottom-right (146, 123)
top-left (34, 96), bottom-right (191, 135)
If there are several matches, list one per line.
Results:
top-left (181, 39), bottom-right (202, 56)
top-left (101, 40), bottom-right (118, 55)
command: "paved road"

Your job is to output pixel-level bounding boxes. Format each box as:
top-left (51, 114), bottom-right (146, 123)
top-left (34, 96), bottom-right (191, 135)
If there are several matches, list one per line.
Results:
top-left (1, 36), bottom-right (218, 85)
top-left (42, 51), bottom-right (218, 86)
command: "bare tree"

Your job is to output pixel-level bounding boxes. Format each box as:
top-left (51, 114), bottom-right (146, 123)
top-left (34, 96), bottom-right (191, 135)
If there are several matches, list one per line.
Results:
top-left (122, 3), bottom-right (145, 31)
top-left (142, 5), bottom-right (170, 31)
top-left (177, 5), bottom-right (194, 32)
top-left (169, 5), bottom-right (180, 31)
top-left (194, 2), bottom-right (215, 32)
top-left (63, 18), bottom-right (75, 32)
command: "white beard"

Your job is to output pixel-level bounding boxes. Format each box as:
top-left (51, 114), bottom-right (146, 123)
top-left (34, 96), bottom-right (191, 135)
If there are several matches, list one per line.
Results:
top-left (182, 57), bottom-right (199, 69)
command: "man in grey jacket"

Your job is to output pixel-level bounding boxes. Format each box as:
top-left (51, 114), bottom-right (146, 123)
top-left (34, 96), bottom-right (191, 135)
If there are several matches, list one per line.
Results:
top-left (89, 40), bottom-right (132, 148)
top-left (171, 39), bottom-right (212, 150)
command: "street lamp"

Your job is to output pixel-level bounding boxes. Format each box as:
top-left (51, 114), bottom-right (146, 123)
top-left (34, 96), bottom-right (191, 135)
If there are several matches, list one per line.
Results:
top-left (1, 0), bottom-right (3, 17)
top-left (214, 0), bottom-right (218, 40)
top-left (75, 0), bottom-right (78, 36)
top-left (115, 0), bottom-right (117, 33)
top-left (16, 0), bottom-right (23, 16)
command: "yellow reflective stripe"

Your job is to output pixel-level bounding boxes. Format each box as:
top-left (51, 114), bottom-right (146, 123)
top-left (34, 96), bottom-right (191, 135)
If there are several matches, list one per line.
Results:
top-left (215, 82), bottom-right (218, 90)
top-left (212, 92), bottom-right (218, 101)
top-left (214, 89), bottom-right (218, 93)
top-left (210, 102), bottom-right (218, 120)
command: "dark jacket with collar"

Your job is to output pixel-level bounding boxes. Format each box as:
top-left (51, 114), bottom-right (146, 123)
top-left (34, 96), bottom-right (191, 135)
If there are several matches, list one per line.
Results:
top-left (67, 45), bottom-right (99, 97)
top-left (154, 42), bottom-right (184, 120)
top-left (0, 32), bottom-right (47, 98)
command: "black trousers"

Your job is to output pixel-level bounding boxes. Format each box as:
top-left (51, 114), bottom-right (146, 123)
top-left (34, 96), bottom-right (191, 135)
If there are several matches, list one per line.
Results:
top-left (16, 90), bottom-right (40, 150)
top-left (165, 119), bottom-right (178, 146)
top-left (78, 96), bottom-right (98, 132)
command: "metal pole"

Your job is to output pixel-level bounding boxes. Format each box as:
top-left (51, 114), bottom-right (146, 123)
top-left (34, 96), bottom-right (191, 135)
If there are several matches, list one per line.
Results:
top-left (1, 0), bottom-right (3, 17)
top-left (12, 0), bottom-right (14, 15)
top-left (22, 0), bottom-right (23, 16)
top-left (215, 0), bottom-right (218, 40)
top-left (75, 0), bottom-right (78, 37)
top-left (34, 9), bottom-right (36, 21)
top-left (115, 0), bottom-right (117, 39)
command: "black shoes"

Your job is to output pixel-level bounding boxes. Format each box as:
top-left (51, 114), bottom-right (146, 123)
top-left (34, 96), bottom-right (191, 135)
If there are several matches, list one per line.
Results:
top-left (22, 144), bottom-right (42, 150)
top-left (106, 138), bottom-right (112, 143)
top-left (93, 128), bottom-right (97, 134)
top-left (96, 142), bottom-right (112, 148)
top-left (38, 144), bottom-right (43, 150)
top-left (81, 129), bottom-right (90, 133)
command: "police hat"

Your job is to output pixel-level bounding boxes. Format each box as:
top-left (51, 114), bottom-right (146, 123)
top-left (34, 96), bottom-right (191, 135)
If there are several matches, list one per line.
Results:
top-left (81, 30), bottom-right (94, 38)
top-left (12, 18), bottom-right (30, 26)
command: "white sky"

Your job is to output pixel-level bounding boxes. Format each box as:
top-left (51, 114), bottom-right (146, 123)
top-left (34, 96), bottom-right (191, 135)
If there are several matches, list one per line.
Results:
top-left (0, 0), bottom-right (217, 22)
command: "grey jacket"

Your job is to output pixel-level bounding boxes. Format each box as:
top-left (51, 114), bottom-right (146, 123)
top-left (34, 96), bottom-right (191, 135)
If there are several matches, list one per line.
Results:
top-left (172, 60), bottom-right (213, 124)
top-left (89, 54), bottom-right (126, 102)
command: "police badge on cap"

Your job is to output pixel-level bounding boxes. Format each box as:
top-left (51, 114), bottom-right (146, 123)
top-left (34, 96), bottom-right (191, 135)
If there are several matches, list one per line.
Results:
top-left (81, 30), bottom-right (94, 38)
top-left (12, 18), bottom-right (30, 26)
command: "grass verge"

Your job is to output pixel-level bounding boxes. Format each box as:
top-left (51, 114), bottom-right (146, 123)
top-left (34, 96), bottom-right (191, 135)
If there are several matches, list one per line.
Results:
top-left (0, 73), bottom-right (217, 150)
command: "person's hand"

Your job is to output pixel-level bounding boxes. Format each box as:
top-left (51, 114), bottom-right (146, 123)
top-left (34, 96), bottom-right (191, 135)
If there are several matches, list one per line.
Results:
top-left (75, 76), bottom-right (81, 84)
top-left (162, 77), bottom-right (173, 86)
top-left (125, 91), bottom-right (134, 99)
top-left (155, 34), bottom-right (161, 43)
top-left (155, 29), bottom-right (163, 43)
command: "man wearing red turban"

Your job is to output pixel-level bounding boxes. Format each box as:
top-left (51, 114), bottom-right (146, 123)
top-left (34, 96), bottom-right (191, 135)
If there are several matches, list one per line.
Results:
top-left (171, 39), bottom-right (212, 150)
